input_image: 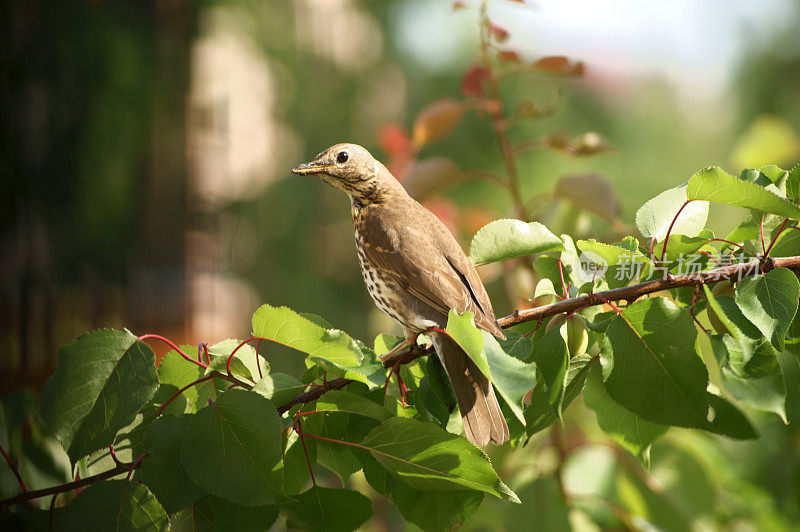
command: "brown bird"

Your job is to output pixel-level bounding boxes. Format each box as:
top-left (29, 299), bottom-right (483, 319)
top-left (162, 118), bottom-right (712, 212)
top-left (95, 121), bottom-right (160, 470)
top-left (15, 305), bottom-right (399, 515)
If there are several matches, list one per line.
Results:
top-left (293, 143), bottom-right (509, 445)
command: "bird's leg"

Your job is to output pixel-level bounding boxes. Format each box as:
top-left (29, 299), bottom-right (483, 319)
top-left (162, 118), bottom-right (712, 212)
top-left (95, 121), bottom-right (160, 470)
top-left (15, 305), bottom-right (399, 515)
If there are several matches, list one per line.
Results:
top-left (378, 330), bottom-right (420, 363)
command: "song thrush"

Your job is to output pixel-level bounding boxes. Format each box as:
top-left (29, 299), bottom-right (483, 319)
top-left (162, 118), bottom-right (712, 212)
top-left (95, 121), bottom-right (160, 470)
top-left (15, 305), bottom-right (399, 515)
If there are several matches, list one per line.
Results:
top-left (293, 143), bottom-right (509, 445)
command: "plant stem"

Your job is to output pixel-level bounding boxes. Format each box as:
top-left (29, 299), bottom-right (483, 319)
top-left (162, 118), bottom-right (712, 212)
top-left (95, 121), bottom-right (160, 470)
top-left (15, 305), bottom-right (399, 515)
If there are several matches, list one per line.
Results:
top-left (0, 461), bottom-right (136, 509)
top-left (478, 2), bottom-right (527, 221)
top-left (0, 443), bottom-right (27, 493)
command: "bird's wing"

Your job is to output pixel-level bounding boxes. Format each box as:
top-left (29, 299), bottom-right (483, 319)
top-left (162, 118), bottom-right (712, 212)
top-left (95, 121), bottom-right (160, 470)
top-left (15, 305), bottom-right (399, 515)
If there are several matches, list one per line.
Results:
top-left (359, 201), bottom-right (505, 338)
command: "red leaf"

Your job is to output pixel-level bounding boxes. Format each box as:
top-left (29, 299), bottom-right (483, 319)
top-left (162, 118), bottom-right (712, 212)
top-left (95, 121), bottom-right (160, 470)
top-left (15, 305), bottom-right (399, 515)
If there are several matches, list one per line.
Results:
top-left (378, 123), bottom-right (411, 160)
top-left (487, 21), bottom-right (510, 42)
top-left (411, 99), bottom-right (464, 150)
top-left (533, 55), bottom-right (584, 76)
top-left (498, 50), bottom-right (520, 63)
top-left (461, 64), bottom-right (490, 98)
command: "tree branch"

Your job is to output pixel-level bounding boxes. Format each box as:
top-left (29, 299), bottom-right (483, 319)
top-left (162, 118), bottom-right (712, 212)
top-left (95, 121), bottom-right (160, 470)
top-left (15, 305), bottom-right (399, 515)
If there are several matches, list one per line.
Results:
top-left (497, 256), bottom-right (800, 328)
top-left (0, 461), bottom-right (132, 510)
top-left (5, 256), bottom-right (798, 510)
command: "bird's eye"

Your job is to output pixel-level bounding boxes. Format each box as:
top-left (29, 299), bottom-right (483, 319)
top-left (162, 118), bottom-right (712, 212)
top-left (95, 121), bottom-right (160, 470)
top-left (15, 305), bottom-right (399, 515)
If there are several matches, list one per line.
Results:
top-left (337, 151), bottom-right (349, 164)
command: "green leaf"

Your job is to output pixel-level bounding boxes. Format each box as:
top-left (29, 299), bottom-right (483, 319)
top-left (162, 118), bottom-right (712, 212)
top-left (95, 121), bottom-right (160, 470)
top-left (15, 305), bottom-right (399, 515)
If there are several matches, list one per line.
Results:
top-left (283, 487), bottom-right (372, 532)
top-left (481, 331), bottom-right (536, 425)
top-left (604, 298), bottom-right (709, 427)
top-left (710, 335), bottom-right (787, 422)
top-left (154, 348), bottom-right (209, 415)
top-left (498, 329), bottom-right (533, 362)
top-left (139, 414), bottom-right (204, 514)
top-left (251, 304), bottom-right (366, 379)
top-left (703, 392), bottom-right (757, 439)
top-left (735, 268), bottom-right (800, 351)
top-left (40, 329), bottom-right (158, 463)
top-left (360, 417), bottom-right (519, 502)
top-left (203, 339), bottom-right (268, 383)
top-left (315, 390), bottom-right (392, 420)
top-left (583, 365), bottom-right (667, 457)
top-left (303, 412), bottom-right (362, 483)
top-left (787, 163), bottom-right (800, 203)
top-left (533, 278), bottom-right (558, 299)
top-left (577, 239), bottom-right (647, 288)
top-left (469, 219), bottom-right (562, 264)
top-left (531, 328), bottom-right (569, 412)
top-left (524, 355), bottom-right (594, 436)
top-left (687, 166), bottom-right (800, 220)
top-left (208, 496), bottom-right (278, 531)
top-left (704, 289), bottom-right (762, 369)
top-left (252, 373), bottom-right (306, 406)
top-left (281, 428), bottom-right (317, 496)
top-left (418, 356), bottom-right (456, 426)
top-left (768, 225), bottom-right (800, 257)
top-left (445, 310), bottom-right (491, 380)
top-left (635, 185), bottom-right (708, 241)
top-left (182, 389), bottom-right (282, 505)
top-left (56, 480), bottom-right (168, 531)
top-left (391, 480), bottom-right (484, 532)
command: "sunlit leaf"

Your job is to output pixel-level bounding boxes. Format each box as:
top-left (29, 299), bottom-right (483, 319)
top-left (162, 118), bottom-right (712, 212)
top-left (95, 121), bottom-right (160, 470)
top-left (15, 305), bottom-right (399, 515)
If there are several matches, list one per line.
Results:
top-left (735, 268), bottom-right (799, 351)
top-left (635, 185), bottom-right (709, 241)
top-left (361, 417), bottom-right (519, 501)
top-left (182, 390), bottom-right (282, 505)
top-left (40, 329), bottom-right (158, 463)
top-left (469, 219), bottom-right (562, 264)
top-left (604, 298), bottom-right (709, 427)
top-left (482, 331), bottom-right (536, 425)
top-left (687, 166), bottom-right (800, 220)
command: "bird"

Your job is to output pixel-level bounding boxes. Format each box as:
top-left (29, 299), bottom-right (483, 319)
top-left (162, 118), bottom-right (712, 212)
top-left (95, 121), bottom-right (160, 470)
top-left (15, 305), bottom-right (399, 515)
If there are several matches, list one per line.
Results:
top-left (292, 143), bottom-right (509, 445)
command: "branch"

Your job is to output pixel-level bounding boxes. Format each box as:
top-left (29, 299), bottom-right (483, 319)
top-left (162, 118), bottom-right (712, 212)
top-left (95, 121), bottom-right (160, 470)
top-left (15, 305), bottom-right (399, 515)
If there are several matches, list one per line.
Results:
top-left (0, 461), bottom-right (134, 510)
top-left (497, 256), bottom-right (800, 328)
top-left (6, 256), bottom-right (798, 509)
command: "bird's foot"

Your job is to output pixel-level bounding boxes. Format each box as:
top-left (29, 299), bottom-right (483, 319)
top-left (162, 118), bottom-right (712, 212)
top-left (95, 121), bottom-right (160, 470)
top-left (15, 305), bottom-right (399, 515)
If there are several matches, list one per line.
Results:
top-left (378, 335), bottom-right (420, 364)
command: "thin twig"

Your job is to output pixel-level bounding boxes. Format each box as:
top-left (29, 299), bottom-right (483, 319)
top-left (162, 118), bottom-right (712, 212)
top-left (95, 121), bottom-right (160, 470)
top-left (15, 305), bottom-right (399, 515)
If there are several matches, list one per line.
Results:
top-left (0, 443), bottom-right (27, 493)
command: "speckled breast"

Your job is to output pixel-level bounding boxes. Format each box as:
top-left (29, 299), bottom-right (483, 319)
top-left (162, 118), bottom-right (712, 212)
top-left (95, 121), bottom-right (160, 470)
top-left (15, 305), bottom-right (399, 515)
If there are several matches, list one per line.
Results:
top-left (353, 229), bottom-right (411, 329)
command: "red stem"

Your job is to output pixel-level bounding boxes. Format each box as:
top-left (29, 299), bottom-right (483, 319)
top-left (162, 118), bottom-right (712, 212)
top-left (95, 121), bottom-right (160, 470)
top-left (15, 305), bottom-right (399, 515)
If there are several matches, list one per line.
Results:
top-left (126, 453), bottom-right (147, 482)
top-left (0, 443), bottom-right (27, 493)
top-left (156, 375), bottom-right (214, 416)
top-left (705, 238), bottom-right (745, 250)
top-left (139, 334), bottom-right (206, 369)
top-left (109, 444), bottom-right (123, 467)
top-left (660, 200), bottom-right (692, 262)
top-left (765, 218), bottom-right (789, 257)
top-left (295, 419), bottom-right (316, 487)
top-left (255, 339), bottom-right (264, 379)
top-left (49, 493), bottom-right (57, 529)
top-left (558, 259), bottom-right (569, 298)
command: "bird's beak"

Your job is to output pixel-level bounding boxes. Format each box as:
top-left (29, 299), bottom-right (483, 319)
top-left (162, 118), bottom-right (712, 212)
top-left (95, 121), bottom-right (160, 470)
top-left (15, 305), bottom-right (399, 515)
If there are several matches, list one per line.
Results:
top-left (292, 160), bottom-right (332, 175)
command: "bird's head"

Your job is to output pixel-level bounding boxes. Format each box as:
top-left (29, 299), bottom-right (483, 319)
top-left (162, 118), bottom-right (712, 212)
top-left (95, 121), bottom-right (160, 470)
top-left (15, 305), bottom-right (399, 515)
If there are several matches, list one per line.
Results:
top-left (292, 143), bottom-right (394, 204)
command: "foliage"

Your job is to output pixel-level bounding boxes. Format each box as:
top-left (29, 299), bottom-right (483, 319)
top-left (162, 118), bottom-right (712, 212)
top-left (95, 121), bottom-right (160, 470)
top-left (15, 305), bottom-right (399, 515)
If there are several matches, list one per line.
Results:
top-left (2, 160), bottom-right (799, 530)
top-left (3, 3), bottom-right (800, 531)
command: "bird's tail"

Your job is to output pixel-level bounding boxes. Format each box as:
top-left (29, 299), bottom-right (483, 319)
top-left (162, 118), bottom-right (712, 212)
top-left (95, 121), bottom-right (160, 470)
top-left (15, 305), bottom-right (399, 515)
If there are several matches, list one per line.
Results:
top-left (432, 334), bottom-right (509, 446)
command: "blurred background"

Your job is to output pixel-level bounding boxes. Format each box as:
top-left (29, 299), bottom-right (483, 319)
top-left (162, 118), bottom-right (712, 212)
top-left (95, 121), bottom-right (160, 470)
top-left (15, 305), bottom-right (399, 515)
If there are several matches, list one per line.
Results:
top-left (2, 0), bottom-right (800, 529)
